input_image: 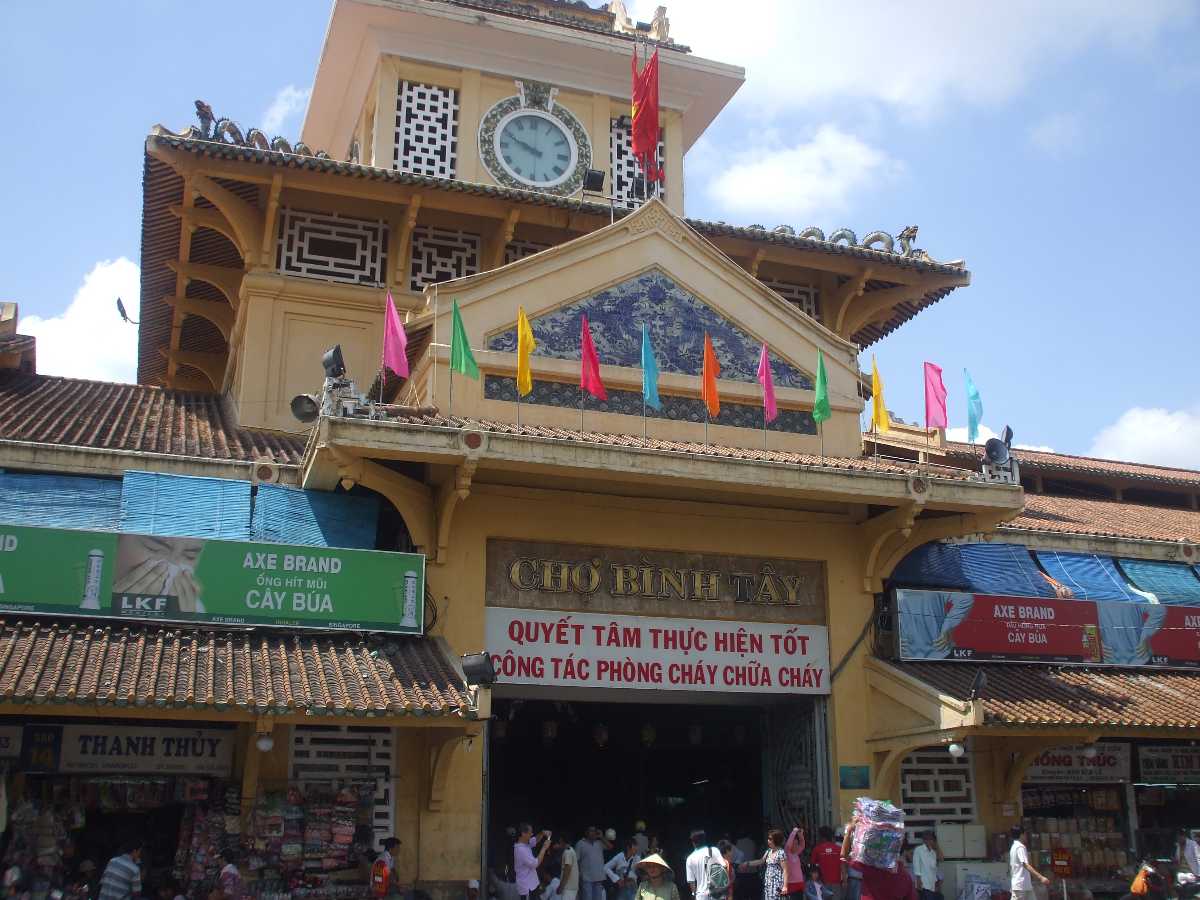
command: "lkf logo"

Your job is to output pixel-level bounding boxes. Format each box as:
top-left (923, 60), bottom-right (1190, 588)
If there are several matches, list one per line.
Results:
top-left (115, 594), bottom-right (171, 614)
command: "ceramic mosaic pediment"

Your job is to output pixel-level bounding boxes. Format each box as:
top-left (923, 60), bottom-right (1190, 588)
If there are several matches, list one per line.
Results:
top-left (486, 269), bottom-right (814, 389)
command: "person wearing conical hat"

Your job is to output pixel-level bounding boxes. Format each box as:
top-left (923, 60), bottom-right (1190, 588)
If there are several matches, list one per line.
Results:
top-left (635, 855), bottom-right (679, 900)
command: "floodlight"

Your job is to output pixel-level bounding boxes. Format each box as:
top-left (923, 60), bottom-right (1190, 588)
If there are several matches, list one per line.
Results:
top-left (116, 297), bottom-right (138, 325)
top-left (461, 651), bottom-right (496, 688)
top-left (984, 438), bottom-right (1010, 466)
top-left (583, 169), bottom-right (606, 193)
top-left (322, 344), bottom-right (346, 379)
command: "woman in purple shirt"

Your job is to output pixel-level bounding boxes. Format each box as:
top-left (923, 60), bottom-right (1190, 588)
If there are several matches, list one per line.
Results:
top-left (515, 825), bottom-right (552, 900)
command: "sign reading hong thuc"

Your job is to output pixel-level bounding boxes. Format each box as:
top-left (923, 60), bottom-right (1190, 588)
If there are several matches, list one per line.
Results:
top-left (486, 608), bottom-right (830, 694)
top-left (0, 524), bottom-right (424, 633)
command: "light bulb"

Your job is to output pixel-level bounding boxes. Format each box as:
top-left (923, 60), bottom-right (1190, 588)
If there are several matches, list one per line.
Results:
top-left (948, 742), bottom-right (965, 758)
top-left (256, 734), bottom-right (275, 752)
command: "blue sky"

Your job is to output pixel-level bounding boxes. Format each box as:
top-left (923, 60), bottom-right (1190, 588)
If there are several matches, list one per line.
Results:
top-left (3, 0), bottom-right (1198, 465)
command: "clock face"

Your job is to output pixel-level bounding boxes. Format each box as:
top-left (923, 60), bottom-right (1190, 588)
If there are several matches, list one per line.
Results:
top-left (495, 112), bottom-right (578, 187)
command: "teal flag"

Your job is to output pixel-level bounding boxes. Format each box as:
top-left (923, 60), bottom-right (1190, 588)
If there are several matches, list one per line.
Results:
top-left (641, 324), bottom-right (661, 410)
top-left (965, 368), bottom-right (983, 443)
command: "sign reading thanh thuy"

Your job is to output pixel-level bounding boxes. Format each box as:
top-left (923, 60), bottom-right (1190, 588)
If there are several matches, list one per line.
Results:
top-left (486, 607), bottom-right (830, 694)
top-left (896, 589), bottom-right (1200, 669)
top-left (21, 724), bottom-right (233, 775)
top-left (0, 524), bottom-right (424, 633)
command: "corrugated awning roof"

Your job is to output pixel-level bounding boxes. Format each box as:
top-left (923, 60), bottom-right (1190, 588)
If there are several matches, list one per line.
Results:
top-left (0, 618), bottom-right (473, 719)
top-left (891, 659), bottom-right (1200, 730)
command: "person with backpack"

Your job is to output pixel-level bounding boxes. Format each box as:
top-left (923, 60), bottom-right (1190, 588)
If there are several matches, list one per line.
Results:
top-left (686, 831), bottom-right (730, 900)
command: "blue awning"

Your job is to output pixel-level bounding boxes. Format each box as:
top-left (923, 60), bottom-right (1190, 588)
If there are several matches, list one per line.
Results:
top-left (251, 483), bottom-right (379, 549)
top-left (119, 470), bottom-right (251, 540)
top-left (0, 472), bottom-right (122, 531)
top-left (1118, 559), bottom-right (1200, 606)
top-left (1034, 550), bottom-right (1146, 602)
top-left (890, 542), bottom-right (1057, 598)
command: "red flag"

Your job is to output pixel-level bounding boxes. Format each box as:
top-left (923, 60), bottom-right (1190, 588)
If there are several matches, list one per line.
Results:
top-left (580, 315), bottom-right (607, 401)
top-left (701, 333), bottom-right (720, 418)
top-left (382, 290), bottom-right (409, 378)
top-left (631, 48), bottom-right (663, 182)
top-left (924, 361), bottom-right (948, 430)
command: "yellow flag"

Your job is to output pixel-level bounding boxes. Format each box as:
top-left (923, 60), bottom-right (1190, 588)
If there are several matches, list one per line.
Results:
top-left (871, 355), bottom-right (891, 433)
top-left (516, 306), bottom-right (536, 397)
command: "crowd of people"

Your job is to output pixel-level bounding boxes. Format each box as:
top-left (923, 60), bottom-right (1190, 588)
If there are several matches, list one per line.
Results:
top-left (487, 823), bottom-right (863, 900)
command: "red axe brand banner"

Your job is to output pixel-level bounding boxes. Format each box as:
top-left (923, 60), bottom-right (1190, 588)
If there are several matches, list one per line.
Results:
top-left (896, 589), bottom-right (1200, 668)
top-left (0, 523), bottom-right (425, 633)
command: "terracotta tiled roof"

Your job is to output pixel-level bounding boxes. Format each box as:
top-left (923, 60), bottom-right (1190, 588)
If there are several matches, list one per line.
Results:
top-left (943, 441), bottom-right (1200, 487)
top-left (1004, 493), bottom-right (1200, 543)
top-left (893, 660), bottom-right (1200, 730)
top-left (0, 334), bottom-right (34, 355)
top-left (0, 619), bottom-right (472, 718)
top-left (375, 410), bottom-right (983, 481)
top-left (0, 373), bottom-right (305, 465)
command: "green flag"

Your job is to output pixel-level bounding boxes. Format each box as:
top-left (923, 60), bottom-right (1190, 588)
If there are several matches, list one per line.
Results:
top-left (813, 349), bottom-right (831, 424)
top-left (450, 300), bottom-right (479, 380)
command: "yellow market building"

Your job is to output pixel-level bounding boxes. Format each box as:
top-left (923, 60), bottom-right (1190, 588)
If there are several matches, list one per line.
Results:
top-left (1, 2), bottom-right (1200, 899)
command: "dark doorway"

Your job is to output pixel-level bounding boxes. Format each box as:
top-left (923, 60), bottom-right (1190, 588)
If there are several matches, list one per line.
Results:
top-left (488, 699), bottom-right (766, 877)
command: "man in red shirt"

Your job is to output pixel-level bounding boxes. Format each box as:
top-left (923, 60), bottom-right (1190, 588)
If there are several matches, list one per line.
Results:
top-left (812, 827), bottom-right (844, 900)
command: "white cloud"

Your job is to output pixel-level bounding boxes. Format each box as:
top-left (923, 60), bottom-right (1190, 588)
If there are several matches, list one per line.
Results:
top-left (20, 258), bottom-right (140, 383)
top-left (632, 0), bottom-right (1193, 118)
top-left (1088, 407), bottom-right (1200, 468)
top-left (261, 85), bottom-right (311, 134)
top-left (1028, 111), bottom-right (1085, 158)
top-left (707, 125), bottom-right (899, 219)
top-left (945, 423), bottom-right (1054, 453)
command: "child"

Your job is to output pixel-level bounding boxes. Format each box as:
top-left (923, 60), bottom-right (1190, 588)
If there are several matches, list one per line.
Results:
top-left (804, 865), bottom-right (829, 900)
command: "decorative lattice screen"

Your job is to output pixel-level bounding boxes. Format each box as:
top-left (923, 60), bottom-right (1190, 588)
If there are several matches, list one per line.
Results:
top-left (503, 240), bottom-right (552, 265)
top-left (899, 746), bottom-right (977, 842)
top-left (764, 697), bottom-right (832, 831)
top-left (408, 225), bottom-right (481, 291)
top-left (760, 278), bottom-right (821, 321)
top-left (610, 117), bottom-right (665, 210)
top-left (394, 81), bottom-right (458, 178)
top-left (291, 725), bottom-right (394, 847)
top-left (276, 208), bottom-right (388, 285)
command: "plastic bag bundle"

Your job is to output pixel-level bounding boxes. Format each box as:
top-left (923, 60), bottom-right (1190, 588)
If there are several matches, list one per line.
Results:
top-left (850, 797), bottom-right (905, 871)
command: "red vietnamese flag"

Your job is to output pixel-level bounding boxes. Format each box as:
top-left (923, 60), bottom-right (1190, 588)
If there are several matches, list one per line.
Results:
top-left (631, 48), bottom-right (663, 182)
top-left (580, 315), bottom-right (607, 401)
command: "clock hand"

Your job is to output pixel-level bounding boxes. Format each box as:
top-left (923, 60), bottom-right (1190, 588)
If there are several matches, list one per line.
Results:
top-left (513, 137), bottom-right (543, 158)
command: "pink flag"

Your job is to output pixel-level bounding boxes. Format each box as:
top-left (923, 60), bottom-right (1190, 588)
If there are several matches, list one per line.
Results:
top-left (924, 361), bottom-right (948, 429)
top-left (756, 343), bottom-right (778, 424)
top-left (382, 290), bottom-right (409, 378)
top-left (580, 315), bottom-right (607, 401)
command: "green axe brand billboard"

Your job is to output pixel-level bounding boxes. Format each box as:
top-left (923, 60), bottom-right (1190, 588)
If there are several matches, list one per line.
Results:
top-left (0, 524), bottom-right (424, 634)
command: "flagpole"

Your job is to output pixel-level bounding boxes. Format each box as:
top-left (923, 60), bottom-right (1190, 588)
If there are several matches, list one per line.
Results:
top-left (431, 282), bottom-right (437, 414)
top-left (516, 389), bottom-right (521, 430)
top-left (580, 386), bottom-right (585, 434)
top-left (643, 393), bottom-right (647, 440)
top-left (448, 360), bottom-right (454, 421)
top-left (819, 421), bottom-right (824, 461)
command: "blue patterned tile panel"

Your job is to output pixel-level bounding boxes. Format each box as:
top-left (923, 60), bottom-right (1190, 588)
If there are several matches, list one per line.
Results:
top-left (484, 376), bottom-right (817, 434)
top-left (486, 269), bottom-right (814, 390)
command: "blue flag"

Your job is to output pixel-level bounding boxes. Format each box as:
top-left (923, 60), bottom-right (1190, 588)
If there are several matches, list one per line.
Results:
top-left (964, 368), bottom-right (983, 443)
top-left (641, 323), bottom-right (661, 410)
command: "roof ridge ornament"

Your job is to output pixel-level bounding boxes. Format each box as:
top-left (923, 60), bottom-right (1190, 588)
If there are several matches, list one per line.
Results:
top-left (155, 100), bottom-right (336, 161)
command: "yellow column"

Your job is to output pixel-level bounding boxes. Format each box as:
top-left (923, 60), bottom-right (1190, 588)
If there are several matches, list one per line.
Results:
top-left (663, 109), bottom-right (684, 214)
top-left (457, 69), bottom-right (483, 183)
top-left (373, 58), bottom-right (400, 170)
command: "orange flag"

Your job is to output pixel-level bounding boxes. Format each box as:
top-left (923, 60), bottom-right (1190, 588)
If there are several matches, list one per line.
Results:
top-left (701, 333), bottom-right (720, 418)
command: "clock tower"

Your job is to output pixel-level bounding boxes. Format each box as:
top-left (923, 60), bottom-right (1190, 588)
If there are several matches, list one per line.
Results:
top-left (301, 0), bottom-right (744, 215)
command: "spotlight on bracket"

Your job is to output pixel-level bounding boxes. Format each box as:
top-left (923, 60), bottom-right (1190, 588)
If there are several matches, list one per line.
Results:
top-left (583, 169), bottom-right (606, 193)
top-left (461, 651), bottom-right (497, 688)
top-left (982, 425), bottom-right (1019, 484)
top-left (322, 344), bottom-right (346, 379)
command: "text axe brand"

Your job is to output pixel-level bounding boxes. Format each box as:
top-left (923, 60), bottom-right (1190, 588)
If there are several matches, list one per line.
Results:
top-left (0, 523), bottom-right (424, 634)
top-left (487, 539), bottom-right (824, 606)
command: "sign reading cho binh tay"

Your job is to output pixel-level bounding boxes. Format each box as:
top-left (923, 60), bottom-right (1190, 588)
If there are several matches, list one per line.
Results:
top-left (486, 539), bottom-right (825, 622)
top-left (0, 524), bottom-right (424, 633)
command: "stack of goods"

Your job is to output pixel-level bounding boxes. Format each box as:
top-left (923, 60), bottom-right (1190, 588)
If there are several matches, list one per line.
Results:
top-left (328, 787), bottom-right (359, 869)
top-left (281, 788), bottom-right (306, 876)
top-left (849, 797), bottom-right (905, 872)
top-left (303, 787), bottom-right (334, 874)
